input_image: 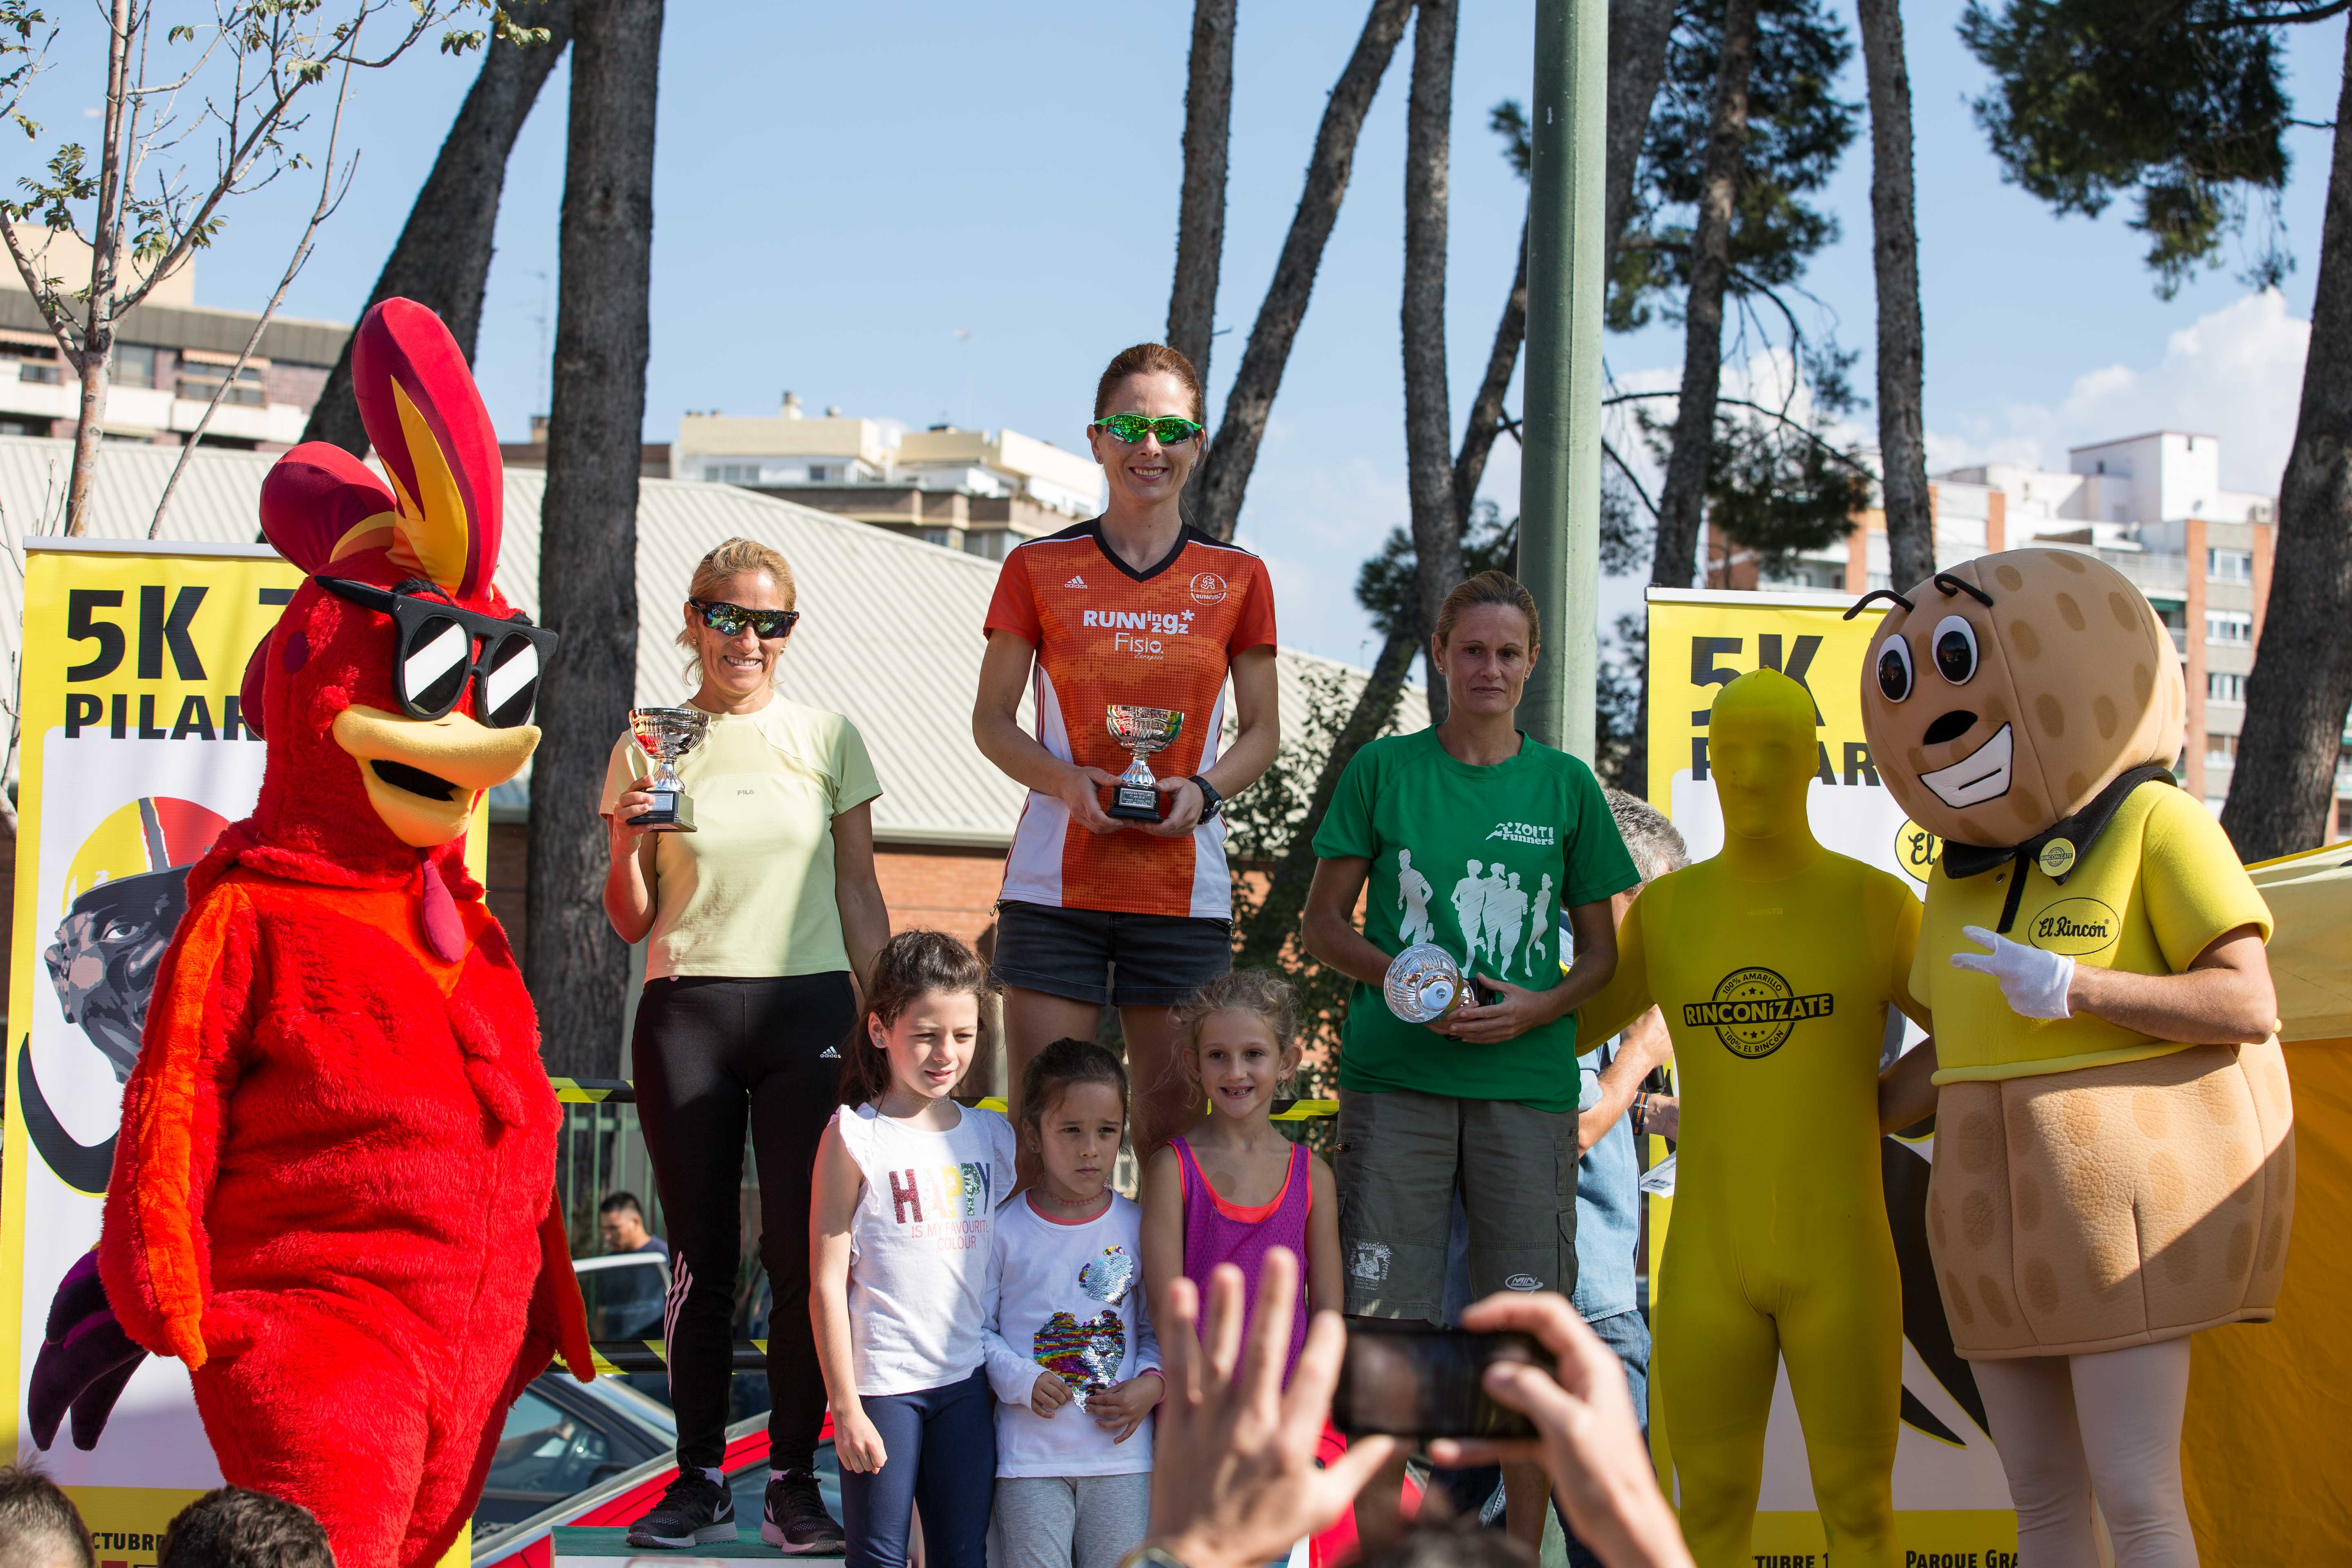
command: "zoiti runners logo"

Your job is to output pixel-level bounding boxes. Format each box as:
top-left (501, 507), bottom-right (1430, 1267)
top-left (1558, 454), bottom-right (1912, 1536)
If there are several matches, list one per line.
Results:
top-left (1684, 966), bottom-right (1833, 1059)
top-left (1190, 571), bottom-right (1227, 604)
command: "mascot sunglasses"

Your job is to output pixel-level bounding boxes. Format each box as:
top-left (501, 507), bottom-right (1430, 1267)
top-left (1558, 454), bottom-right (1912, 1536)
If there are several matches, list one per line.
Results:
top-left (318, 576), bottom-right (558, 728)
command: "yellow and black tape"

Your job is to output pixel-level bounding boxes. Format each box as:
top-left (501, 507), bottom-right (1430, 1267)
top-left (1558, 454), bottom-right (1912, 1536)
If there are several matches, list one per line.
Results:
top-left (550, 1081), bottom-right (1336, 1119)
top-left (576, 1340), bottom-right (769, 1375)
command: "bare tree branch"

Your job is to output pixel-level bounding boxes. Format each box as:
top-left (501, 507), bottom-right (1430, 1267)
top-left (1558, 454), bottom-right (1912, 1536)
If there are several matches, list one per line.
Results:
top-left (151, 55), bottom-right (360, 537)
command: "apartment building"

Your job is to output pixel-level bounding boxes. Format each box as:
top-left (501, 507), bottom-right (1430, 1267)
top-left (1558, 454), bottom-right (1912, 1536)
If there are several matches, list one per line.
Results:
top-left (0, 238), bottom-right (345, 449)
top-left (1720, 430), bottom-right (2288, 820)
top-left (671, 394), bottom-right (1105, 559)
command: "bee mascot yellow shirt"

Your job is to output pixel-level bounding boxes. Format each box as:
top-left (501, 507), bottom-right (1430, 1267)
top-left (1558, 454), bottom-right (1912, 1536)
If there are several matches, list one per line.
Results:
top-left (1581, 668), bottom-right (1924, 1568)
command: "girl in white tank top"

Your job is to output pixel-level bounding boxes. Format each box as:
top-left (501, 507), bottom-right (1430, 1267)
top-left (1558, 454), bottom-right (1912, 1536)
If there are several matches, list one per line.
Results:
top-left (811, 932), bottom-right (1014, 1568)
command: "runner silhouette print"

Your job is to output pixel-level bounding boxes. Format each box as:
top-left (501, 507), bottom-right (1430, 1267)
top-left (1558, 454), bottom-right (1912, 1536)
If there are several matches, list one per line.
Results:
top-left (1396, 849), bottom-right (1437, 947)
top-left (1453, 860), bottom-right (1492, 968)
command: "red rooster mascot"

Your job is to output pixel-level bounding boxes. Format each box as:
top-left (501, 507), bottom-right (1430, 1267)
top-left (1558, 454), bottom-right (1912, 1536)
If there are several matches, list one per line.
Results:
top-left (29, 298), bottom-right (594, 1568)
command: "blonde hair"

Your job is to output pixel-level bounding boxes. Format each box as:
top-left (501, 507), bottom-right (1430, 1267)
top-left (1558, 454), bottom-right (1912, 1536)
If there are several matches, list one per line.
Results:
top-left (1434, 569), bottom-right (1540, 650)
top-left (1174, 970), bottom-right (1300, 1089)
top-left (677, 537), bottom-right (797, 682)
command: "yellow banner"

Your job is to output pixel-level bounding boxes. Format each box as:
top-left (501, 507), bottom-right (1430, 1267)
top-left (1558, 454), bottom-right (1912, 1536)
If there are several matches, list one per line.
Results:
top-left (1, 542), bottom-right (484, 1542)
top-left (1642, 589), bottom-right (2017, 1554)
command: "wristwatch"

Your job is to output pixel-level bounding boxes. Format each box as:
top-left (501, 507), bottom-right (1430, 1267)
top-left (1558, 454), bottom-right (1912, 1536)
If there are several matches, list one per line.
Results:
top-left (1187, 774), bottom-right (1224, 821)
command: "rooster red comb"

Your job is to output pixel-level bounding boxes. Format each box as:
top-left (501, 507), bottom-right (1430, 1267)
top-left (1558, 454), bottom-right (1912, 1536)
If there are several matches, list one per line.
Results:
top-left (258, 299), bottom-right (502, 600)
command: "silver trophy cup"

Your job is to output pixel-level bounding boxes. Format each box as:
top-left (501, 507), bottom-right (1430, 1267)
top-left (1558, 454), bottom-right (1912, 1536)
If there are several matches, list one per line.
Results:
top-left (627, 706), bottom-right (712, 832)
top-left (1105, 705), bottom-right (1185, 822)
top-left (1385, 943), bottom-right (1467, 1023)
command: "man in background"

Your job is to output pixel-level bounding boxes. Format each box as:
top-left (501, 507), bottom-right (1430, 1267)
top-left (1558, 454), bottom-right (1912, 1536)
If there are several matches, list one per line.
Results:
top-left (599, 1191), bottom-right (671, 1261)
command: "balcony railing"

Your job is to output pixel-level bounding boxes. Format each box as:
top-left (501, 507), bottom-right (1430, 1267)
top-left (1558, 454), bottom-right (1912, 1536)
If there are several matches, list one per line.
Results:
top-left (2095, 547), bottom-right (2189, 599)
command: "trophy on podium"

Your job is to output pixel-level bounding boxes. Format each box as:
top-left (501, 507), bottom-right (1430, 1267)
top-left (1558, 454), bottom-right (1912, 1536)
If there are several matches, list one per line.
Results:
top-left (1385, 944), bottom-right (1469, 1023)
top-left (627, 707), bottom-right (711, 832)
top-left (1105, 705), bottom-right (1185, 822)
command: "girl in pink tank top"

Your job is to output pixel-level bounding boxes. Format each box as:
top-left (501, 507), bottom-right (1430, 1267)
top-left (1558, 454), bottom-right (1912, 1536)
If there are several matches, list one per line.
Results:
top-left (1140, 972), bottom-right (1339, 1387)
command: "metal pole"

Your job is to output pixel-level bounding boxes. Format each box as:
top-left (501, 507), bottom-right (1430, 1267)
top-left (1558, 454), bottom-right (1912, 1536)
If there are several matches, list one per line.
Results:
top-left (1519, 0), bottom-right (1608, 759)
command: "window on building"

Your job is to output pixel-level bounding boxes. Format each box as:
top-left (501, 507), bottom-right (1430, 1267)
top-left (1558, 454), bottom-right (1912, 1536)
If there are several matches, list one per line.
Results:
top-left (2209, 671), bottom-right (2246, 705)
top-left (706, 463), bottom-right (761, 485)
top-left (806, 465), bottom-right (829, 482)
top-left (177, 357), bottom-right (265, 406)
top-left (1, 334), bottom-right (62, 384)
top-left (114, 343), bottom-right (158, 389)
top-left (2205, 610), bottom-right (2253, 645)
top-left (2207, 733), bottom-right (2237, 768)
top-left (2207, 547), bottom-right (2254, 584)
top-left (920, 528), bottom-right (956, 549)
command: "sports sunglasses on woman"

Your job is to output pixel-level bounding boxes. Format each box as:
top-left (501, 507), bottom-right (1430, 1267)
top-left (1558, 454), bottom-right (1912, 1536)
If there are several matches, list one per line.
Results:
top-left (690, 599), bottom-right (802, 639)
top-left (1092, 414), bottom-right (1204, 445)
top-left (317, 576), bottom-right (558, 729)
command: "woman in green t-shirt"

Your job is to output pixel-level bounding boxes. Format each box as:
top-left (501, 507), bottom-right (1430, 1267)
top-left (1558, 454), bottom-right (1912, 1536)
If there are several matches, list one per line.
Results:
top-left (599, 537), bottom-right (890, 1550)
top-left (1302, 570), bottom-right (1640, 1553)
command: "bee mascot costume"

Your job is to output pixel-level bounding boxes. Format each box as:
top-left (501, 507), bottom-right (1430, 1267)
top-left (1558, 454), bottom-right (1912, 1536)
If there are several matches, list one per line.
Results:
top-left (1853, 550), bottom-right (2292, 1568)
top-left (1578, 666), bottom-right (1929, 1568)
top-left (26, 298), bottom-right (595, 1568)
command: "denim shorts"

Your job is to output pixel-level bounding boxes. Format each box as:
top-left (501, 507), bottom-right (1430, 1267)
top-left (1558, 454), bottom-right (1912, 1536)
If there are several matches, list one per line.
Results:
top-left (989, 899), bottom-right (1234, 1008)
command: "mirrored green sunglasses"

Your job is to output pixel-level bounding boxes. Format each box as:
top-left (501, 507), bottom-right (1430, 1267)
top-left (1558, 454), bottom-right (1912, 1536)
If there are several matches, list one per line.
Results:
top-left (692, 599), bottom-right (800, 639)
top-left (1093, 413), bottom-right (1204, 445)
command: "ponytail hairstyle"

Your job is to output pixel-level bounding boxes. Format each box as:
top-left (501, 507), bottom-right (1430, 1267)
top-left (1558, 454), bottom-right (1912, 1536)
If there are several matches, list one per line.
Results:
top-left (841, 929), bottom-right (995, 1108)
top-left (1172, 969), bottom-right (1301, 1087)
top-left (1018, 1036), bottom-right (1130, 1142)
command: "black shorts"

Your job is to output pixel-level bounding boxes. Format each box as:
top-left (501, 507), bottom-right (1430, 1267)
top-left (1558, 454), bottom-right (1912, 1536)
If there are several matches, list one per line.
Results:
top-left (990, 898), bottom-right (1233, 1008)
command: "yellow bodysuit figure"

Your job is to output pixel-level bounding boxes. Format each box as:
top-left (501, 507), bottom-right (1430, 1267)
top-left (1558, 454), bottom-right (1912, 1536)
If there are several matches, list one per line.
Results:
top-left (1581, 669), bottom-right (1925, 1568)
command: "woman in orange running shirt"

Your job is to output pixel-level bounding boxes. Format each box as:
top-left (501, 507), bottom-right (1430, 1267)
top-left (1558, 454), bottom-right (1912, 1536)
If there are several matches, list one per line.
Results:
top-left (972, 343), bottom-right (1283, 1172)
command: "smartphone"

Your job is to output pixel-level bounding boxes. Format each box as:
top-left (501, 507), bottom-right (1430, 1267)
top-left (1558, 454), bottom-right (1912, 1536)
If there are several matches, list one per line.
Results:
top-left (1332, 1321), bottom-right (1553, 1439)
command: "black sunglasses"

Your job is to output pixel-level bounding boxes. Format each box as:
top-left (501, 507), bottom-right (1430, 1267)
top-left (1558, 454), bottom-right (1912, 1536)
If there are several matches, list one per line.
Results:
top-left (317, 576), bottom-right (557, 729)
top-left (691, 599), bottom-right (801, 639)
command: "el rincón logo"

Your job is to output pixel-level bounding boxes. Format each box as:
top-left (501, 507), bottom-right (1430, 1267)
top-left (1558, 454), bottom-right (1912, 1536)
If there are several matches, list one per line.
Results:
top-left (1686, 966), bottom-right (1833, 1059)
top-left (2028, 897), bottom-right (2120, 956)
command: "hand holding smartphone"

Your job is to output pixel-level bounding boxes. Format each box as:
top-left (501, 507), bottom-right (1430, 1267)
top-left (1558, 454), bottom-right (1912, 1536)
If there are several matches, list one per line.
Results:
top-left (1332, 1320), bottom-right (1557, 1439)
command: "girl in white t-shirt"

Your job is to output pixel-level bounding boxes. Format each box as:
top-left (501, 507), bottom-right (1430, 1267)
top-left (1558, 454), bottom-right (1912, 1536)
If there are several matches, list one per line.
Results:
top-left (811, 931), bottom-right (1017, 1568)
top-left (983, 1038), bottom-right (1165, 1568)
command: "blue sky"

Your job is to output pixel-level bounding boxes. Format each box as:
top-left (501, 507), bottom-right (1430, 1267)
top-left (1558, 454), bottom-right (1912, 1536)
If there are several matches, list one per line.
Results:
top-left (18, 2), bottom-right (2348, 665)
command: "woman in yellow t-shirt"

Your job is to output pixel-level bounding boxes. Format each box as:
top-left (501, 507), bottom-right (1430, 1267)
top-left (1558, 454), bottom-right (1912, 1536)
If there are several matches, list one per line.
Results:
top-left (599, 537), bottom-right (890, 1550)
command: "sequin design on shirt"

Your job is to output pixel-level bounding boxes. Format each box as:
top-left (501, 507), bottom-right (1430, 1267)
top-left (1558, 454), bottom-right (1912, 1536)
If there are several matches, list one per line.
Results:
top-left (1080, 1244), bottom-right (1138, 1305)
top-left (1035, 1309), bottom-right (1127, 1396)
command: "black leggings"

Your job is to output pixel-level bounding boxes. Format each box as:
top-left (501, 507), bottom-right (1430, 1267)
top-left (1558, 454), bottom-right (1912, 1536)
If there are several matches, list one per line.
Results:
top-left (631, 972), bottom-right (856, 1472)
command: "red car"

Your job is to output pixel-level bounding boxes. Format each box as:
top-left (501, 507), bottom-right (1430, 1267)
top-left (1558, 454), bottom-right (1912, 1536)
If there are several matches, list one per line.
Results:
top-left (474, 1408), bottom-right (1418, 1566)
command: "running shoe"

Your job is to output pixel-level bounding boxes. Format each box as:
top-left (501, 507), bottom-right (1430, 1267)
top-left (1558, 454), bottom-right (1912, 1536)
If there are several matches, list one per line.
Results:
top-left (762, 1470), bottom-right (846, 1554)
top-left (626, 1470), bottom-right (737, 1548)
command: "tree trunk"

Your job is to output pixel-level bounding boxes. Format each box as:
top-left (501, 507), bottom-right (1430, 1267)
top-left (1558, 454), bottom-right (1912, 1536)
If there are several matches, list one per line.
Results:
top-left (1605, 0), bottom-right (1677, 271)
top-left (1167, 0), bottom-right (1236, 390)
top-left (1193, 0), bottom-right (1414, 541)
top-left (2221, 29), bottom-right (2352, 862)
top-left (526, 0), bottom-right (661, 1080)
top-left (1233, 628), bottom-right (1419, 971)
top-left (1229, 0), bottom-right (1680, 957)
top-left (1859, 0), bottom-right (1933, 592)
top-left (303, 5), bottom-right (577, 456)
top-left (1650, 0), bottom-right (1760, 590)
top-left (63, 0), bottom-right (132, 537)
top-left (1453, 214), bottom-right (1527, 535)
top-left (1403, 0), bottom-right (1460, 726)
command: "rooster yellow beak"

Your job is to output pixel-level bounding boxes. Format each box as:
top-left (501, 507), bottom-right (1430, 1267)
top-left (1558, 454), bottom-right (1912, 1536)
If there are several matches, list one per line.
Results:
top-left (332, 704), bottom-right (539, 848)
